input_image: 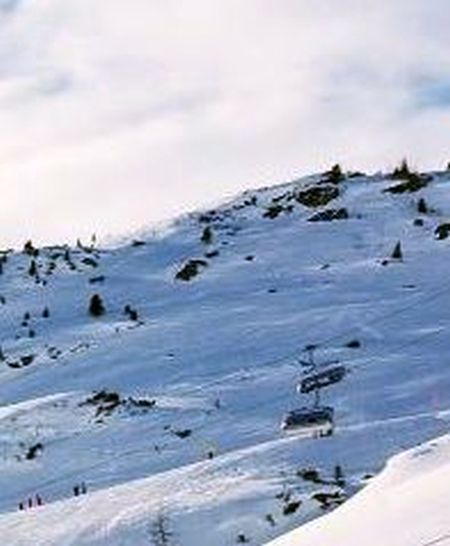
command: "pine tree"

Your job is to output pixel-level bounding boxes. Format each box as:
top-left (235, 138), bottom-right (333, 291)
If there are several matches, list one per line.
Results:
top-left (417, 198), bottom-right (428, 214)
top-left (28, 260), bottom-right (37, 277)
top-left (326, 163), bottom-right (344, 184)
top-left (392, 159), bottom-right (411, 179)
top-left (201, 226), bottom-right (213, 245)
top-left (89, 294), bottom-right (105, 317)
top-left (334, 464), bottom-right (345, 486)
top-left (391, 241), bottom-right (403, 260)
top-left (150, 512), bottom-right (173, 546)
top-left (23, 240), bottom-right (38, 257)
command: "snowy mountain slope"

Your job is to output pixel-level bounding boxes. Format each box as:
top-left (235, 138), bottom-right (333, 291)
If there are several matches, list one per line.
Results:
top-left (0, 167), bottom-right (450, 544)
top-left (267, 433), bottom-right (450, 546)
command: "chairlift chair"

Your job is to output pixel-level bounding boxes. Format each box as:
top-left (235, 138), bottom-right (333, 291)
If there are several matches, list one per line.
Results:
top-left (280, 406), bottom-right (334, 438)
top-left (298, 365), bottom-right (347, 394)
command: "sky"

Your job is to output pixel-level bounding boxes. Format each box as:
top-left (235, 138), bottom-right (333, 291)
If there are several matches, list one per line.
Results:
top-left (0, 0), bottom-right (450, 247)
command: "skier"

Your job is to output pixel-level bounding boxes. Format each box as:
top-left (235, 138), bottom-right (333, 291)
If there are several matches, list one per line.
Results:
top-left (80, 482), bottom-right (87, 495)
top-left (36, 494), bottom-right (43, 506)
top-left (18, 502), bottom-right (24, 511)
top-left (73, 485), bottom-right (80, 497)
top-left (27, 497), bottom-right (33, 509)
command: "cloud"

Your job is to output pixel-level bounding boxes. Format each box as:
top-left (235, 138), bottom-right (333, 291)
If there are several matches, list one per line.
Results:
top-left (0, 0), bottom-right (449, 246)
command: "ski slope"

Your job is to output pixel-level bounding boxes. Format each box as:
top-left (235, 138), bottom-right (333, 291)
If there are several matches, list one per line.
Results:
top-left (0, 167), bottom-right (449, 544)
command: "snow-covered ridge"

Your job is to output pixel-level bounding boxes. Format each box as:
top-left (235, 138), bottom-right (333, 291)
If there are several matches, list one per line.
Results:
top-left (0, 166), bottom-right (450, 544)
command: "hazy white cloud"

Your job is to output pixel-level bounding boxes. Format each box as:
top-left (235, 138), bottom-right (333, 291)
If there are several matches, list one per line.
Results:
top-left (0, 0), bottom-right (449, 246)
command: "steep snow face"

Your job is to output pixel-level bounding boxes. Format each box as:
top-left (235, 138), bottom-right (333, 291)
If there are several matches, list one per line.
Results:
top-left (267, 433), bottom-right (450, 546)
top-left (0, 169), bottom-right (449, 544)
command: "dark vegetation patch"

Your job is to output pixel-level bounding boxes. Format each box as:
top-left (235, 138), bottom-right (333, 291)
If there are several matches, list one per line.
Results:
top-left (347, 171), bottom-right (366, 178)
top-left (81, 390), bottom-right (157, 419)
top-left (23, 240), bottom-right (39, 257)
top-left (128, 397), bottom-right (156, 409)
top-left (417, 197), bottom-right (428, 214)
top-left (312, 491), bottom-right (346, 510)
top-left (82, 390), bottom-right (121, 417)
top-left (131, 240), bottom-right (146, 247)
top-left (47, 346), bottom-right (62, 360)
top-left (124, 304), bottom-right (139, 321)
top-left (435, 223), bottom-right (450, 240)
top-left (345, 339), bottom-right (361, 349)
top-left (81, 257), bottom-right (98, 268)
top-left (175, 259), bottom-right (208, 281)
top-left (89, 294), bottom-right (106, 317)
top-left (323, 163), bottom-right (345, 185)
top-left (7, 354), bottom-right (35, 369)
top-left (25, 442), bottom-right (43, 461)
top-left (263, 203), bottom-right (293, 219)
top-left (89, 275), bottom-right (105, 284)
top-left (205, 249), bottom-right (219, 259)
top-left (198, 210), bottom-right (221, 224)
top-left (297, 465), bottom-right (346, 487)
top-left (200, 226), bottom-right (213, 245)
top-left (282, 500), bottom-right (302, 516)
top-left (297, 468), bottom-right (321, 483)
top-left (391, 241), bottom-right (403, 260)
top-left (384, 160), bottom-right (430, 194)
top-left (296, 185), bottom-right (340, 208)
top-left (384, 176), bottom-right (428, 194)
top-left (308, 208), bottom-right (349, 222)
top-left (172, 428), bottom-right (192, 439)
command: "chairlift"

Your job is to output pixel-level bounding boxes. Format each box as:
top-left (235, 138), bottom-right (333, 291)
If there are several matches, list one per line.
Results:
top-left (280, 406), bottom-right (334, 438)
top-left (298, 365), bottom-right (347, 394)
